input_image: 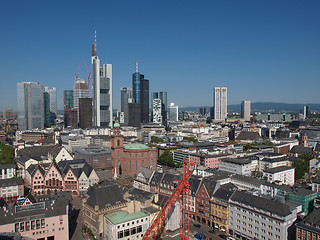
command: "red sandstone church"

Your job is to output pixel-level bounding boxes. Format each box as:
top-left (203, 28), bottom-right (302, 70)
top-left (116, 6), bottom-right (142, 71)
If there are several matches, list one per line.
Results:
top-left (111, 123), bottom-right (157, 176)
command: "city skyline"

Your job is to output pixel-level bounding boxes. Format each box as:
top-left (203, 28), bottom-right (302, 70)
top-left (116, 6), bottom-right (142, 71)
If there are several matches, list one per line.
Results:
top-left (1, 1), bottom-right (320, 111)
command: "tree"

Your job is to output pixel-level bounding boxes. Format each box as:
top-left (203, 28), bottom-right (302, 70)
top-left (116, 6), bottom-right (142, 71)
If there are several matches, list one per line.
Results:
top-left (292, 154), bottom-right (313, 180)
top-left (151, 136), bottom-right (164, 144)
top-left (183, 136), bottom-right (198, 143)
top-left (0, 143), bottom-right (15, 165)
top-left (159, 150), bottom-right (175, 167)
top-left (119, 164), bottom-right (122, 175)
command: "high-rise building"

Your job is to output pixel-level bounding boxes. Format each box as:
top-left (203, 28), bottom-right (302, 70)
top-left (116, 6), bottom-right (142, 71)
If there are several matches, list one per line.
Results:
top-left (128, 103), bottom-right (141, 127)
top-left (17, 82), bottom-right (44, 130)
top-left (241, 100), bottom-right (251, 121)
top-left (131, 62), bottom-right (149, 124)
top-left (151, 91), bottom-right (167, 124)
top-left (63, 90), bottom-right (74, 109)
top-left (303, 105), bottom-right (310, 119)
top-left (43, 92), bottom-right (50, 127)
top-left (213, 87), bottom-right (227, 121)
top-left (200, 108), bottom-right (207, 116)
top-left (79, 98), bottom-right (93, 129)
top-left (44, 87), bottom-right (57, 115)
top-left (91, 31), bottom-right (113, 127)
top-left (168, 103), bottom-right (178, 122)
top-left (151, 92), bottom-right (159, 121)
top-left (152, 99), bottom-right (162, 124)
top-left (64, 109), bottom-right (78, 128)
top-left (120, 87), bottom-right (132, 124)
top-left (73, 78), bottom-right (89, 111)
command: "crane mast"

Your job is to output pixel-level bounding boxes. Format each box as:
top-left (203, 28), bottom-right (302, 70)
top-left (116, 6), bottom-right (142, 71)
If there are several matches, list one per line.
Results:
top-left (142, 157), bottom-right (194, 240)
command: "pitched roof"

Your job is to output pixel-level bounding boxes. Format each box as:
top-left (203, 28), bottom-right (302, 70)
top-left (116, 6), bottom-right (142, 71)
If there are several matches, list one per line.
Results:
top-left (296, 208), bottom-right (320, 232)
top-left (290, 145), bottom-right (314, 155)
top-left (0, 164), bottom-right (16, 170)
top-left (0, 177), bottom-right (24, 187)
top-left (212, 188), bottom-right (234, 201)
top-left (236, 131), bottom-right (261, 141)
top-left (17, 145), bottom-right (55, 158)
top-left (231, 191), bottom-right (292, 217)
top-left (86, 180), bottom-right (126, 209)
top-left (137, 167), bottom-right (154, 181)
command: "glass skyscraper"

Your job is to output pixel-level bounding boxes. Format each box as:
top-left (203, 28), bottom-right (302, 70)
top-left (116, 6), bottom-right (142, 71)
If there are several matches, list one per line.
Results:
top-left (63, 90), bottom-right (74, 109)
top-left (43, 92), bottom-right (50, 127)
top-left (17, 82), bottom-right (44, 130)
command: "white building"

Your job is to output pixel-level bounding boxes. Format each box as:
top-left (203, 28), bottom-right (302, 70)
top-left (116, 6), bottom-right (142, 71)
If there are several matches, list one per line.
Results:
top-left (229, 191), bottom-right (298, 240)
top-left (0, 164), bottom-right (16, 179)
top-left (104, 210), bottom-right (149, 240)
top-left (213, 87), bottom-right (227, 121)
top-left (73, 78), bottom-right (89, 111)
top-left (262, 166), bottom-right (295, 186)
top-left (168, 102), bottom-right (178, 122)
top-left (241, 100), bottom-right (251, 121)
top-left (152, 98), bottom-right (162, 124)
top-left (219, 158), bottom-right (253, 176)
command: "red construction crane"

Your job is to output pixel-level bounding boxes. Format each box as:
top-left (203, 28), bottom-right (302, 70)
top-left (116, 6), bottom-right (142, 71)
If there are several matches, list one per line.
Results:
top-left (84, 61), bottom-right (91, 87)
top-left (61, 96), bottom-right (68, 111)
top-left (75, 63), bottom-right (81, 79)
top-left (142, 157), bottom-right (195, 240)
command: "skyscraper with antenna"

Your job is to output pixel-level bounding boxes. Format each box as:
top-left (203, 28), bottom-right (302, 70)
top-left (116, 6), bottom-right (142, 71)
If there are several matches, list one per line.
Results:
top-left (91, 30), bottom-right (113, 127)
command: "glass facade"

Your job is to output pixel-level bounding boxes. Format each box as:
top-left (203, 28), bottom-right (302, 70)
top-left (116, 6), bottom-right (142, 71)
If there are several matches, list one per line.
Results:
top-left (132, 72), bottom-right (143, 104)
top-left (63, 90), bottom-right (74, 109)
top-left (17, 82), bottom-right (44, 130)
top-left (43, 92), bottom-right (50, 127)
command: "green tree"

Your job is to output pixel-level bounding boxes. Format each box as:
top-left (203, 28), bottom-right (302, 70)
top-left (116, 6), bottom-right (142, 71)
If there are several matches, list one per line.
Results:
top-left (292, 154), bottom-right (313, 180)
top-left (0, 143), bottom-right (15, 165)
top-left (159, 150), bottom-right (175, 167)
top-left (151, 136), bottom-right (164, 144)
top-left (183, 136), bottom-right (198, 143)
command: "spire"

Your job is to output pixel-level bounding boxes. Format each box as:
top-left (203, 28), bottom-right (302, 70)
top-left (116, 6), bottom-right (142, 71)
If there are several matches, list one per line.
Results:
top-left (92, 30), bottom-right (97, 57)
top-left (136, 61), bottom-right (138, 73)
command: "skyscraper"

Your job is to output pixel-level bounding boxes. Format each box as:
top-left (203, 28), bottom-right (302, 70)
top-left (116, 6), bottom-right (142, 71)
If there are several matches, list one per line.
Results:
top-left (168, 103), bottom-right (178, 122)
top-left (120, 87), bottom-right (132, 124)
top-left (44, 87), bottom-right (57, 115)
top-left (131, 62), bottom-right (149, 123)
top-left (91, 31), bottom-right (113, 127)
top-left (73, 78), bottom-right (89, 111)
top-left (43, 92), bottom-right (50, 127)
top-left (213, 87), bottom-right (227, 121)
top-left (63, 90), bottom-right (74, 109)
top-left (151, 91), bottom-right (167, 124)
top-left (79, 98), bottom-right (93, 129)
top-left (152, 99), bottom-right (162, 123)
top-left (241, 100), bottom-right (251, 121)
top-left (17, 82), bottom-right (44, 130)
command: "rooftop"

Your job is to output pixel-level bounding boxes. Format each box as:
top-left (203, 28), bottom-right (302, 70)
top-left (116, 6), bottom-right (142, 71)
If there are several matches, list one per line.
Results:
top-left (123, 143), bottom-right (150, 150)
top-left (105, 210), bottom-right (148, 225)
top-left (263, 166), bottom-right (294, 174)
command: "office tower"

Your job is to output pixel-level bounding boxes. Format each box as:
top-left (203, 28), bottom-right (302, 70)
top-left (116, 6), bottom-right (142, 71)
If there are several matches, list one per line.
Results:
top-left (128, 103), bottom-right (141, 127)
top-left (200, 108), bottom-right (207, 116)
top-left (213, 87), bottom-right (227, 121)
top-left (44, 87), bottom-right (57, 115)
top-left (141, 78), bottom-right (149, 123)
top-left (303, 106), bottom-right (310, 119)
top-left (64, 90), bottom-right (74, 109)
top-left (91, 31), bottom-right (113, 127)
top-left (73, 78), bottom-right (89, 110)
top-left (159, 91), bottom-right (167, 123)
top-left (79, 98), bottom-right (93, 129)
top-left (120, 87), bottom-right (132, 124)
top-left (64, 109), bottom-right (78, 128)
top-left (152, 99), bottom-right (162, 123)
top-left (43, 92), bottom-right (50, 127)
top-left (151, 92), bottom-right (159, 122)
top-left (241, 100), bottom-right (251, 121)
top-left (168, 103), bottom-right (178, 122)
top-left (131, 62), bottom-right (149, 124)
top-left (17, 82), bottom-right (44, 130)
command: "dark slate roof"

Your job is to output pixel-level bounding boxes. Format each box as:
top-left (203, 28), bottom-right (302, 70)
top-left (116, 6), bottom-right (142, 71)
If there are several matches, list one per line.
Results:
top-left (161, 172), bottom-right (181, 186)
top-left (231, 191), bottom-right (292, 217)
top-left (0, 194), bottom-right (69, 225)
top-left (150, 172), bottom-right (164, 186)
top-left (29, 165), bottom-right (45, 178)
top-left (152, 194), bottom-right (169, 207)
top-left (212, 188), bottom-right (234, 201)
top-left (236, 131), bottom-right (261, 141)
top-left (0, 164), bottom-right (16, 170)
top-left (296, 208), bottom-right (320, 233)
top-left (85, 180), bottom-right (126, 209)
top-left (45, 160), bottom-right (62, 177)
top-left (220, 182), bottom-right (238, 191)
top-left (221, 157), bottom-right (252, 165)
top-left (127, 188), bottom-right (153, 203)
top-left (0, 177), bottom-right (24, 187)
top-left (137, 167), bottom-right (154, 181)
top-left (290, 145), bottom-right (314, 155)
top-left (17, 145), bottom-right (55, 158)
top-left (263, 166), bottom-right (294, 174)
top-left (189, 177), bottom-right (202, 196)
top-left (201, 178), bottom-right (218, 198)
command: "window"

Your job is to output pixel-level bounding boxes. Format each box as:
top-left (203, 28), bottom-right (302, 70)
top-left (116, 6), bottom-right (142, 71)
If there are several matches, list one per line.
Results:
top-left (136, 161), bottom-right (138, 170)
top-left (131, 227), bottom-right (136, 235)
top-left (15, 223), bottom-right (19, 232)
top-left (137, 225), bottom-right (142, 233)
top-left (118, 150), bottom-right (120, 158)
top-left (124, 229), bottom-right (130, 237)
top-left (118, 231), bottom-right (124, 239)
top-left (26, 221), bottom-right (30, 231)
top-left (31, 221), bottom-right (35, 230)
top-left (20, 222), bottom-right (24, 232)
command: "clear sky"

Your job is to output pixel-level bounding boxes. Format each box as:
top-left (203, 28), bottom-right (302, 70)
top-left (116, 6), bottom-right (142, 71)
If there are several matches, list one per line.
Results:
top-left (1, 0), bottom-right (319, 111)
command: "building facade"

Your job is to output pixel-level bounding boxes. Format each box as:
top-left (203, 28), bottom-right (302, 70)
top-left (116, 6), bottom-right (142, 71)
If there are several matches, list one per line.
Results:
top-left (213, 87), bottom-right (227, 121)
top-left (168, 103), bottom-right (178, 122)
top-left (120, 87), bottom-right (132, 124)
top-left (44, 87), bottom-right (57, 115)
top-left (73, 78), bottom-right (89, 111)
top-left (63, 90), bottom-right (74, 109)
top-left (17, 82), bottom-right (44, 130)
top-left (152, 98), bottom-right (162, 124)
top-left (241, 100), bottom-right (251, 121)
top-left (79, 97), bottom-right (93, 129)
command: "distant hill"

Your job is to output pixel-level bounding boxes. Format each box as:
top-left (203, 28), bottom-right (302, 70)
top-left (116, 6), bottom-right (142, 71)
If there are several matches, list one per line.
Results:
top-left (180, 102), bottom-right (320, 113)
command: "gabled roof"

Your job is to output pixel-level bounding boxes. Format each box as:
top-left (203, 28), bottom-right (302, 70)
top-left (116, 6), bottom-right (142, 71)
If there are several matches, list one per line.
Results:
top-left (45, 160), bottom-right (62, 177)
top-left (137, 166), bottom-right (154, 182)
top-left (189, 177), bottom-right (202, 196)
top-left (150, 172), bottom-right (164, 186)
top-left (199, 178), bottom-right (218, 198)
top-left (28, 164), bottom-right (45, 178)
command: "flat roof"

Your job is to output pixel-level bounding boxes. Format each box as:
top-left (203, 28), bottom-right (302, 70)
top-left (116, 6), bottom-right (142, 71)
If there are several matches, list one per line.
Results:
top-left (105, 210), bottom-right (148, 225)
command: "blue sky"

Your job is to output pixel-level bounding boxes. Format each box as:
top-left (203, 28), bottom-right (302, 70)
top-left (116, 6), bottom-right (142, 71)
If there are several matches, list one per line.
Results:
top-left (1, 0), bottom-right (319, 111)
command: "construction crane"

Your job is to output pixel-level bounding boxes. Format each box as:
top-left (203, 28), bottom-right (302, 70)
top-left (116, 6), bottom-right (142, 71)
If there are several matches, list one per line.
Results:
top-left (142, 157), bottom-right (195, 240)
top-left (84, 61), bottom-right (91, 87)
top-left (75, 63), bottom-right (81, 79)
top-left (61, 96), bottom-right (68, 111)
